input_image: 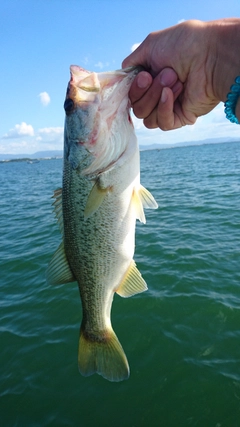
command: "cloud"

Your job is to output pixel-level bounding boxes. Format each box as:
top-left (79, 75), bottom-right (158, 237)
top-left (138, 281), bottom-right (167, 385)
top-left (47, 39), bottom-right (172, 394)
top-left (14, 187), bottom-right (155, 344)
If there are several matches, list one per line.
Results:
top-left (38, 126), bottom-right (63, 135)
top-left (94, 61), bottom-right (104, 69)
top-left (94, 61), bottom-right (111, 69)
top-left (2, 122), bottom-right (34, 139)
top-left (0, 124), bottom-right (63, 154)
top-left (131, 43), bottom-right (141, 52)
top-left (38, 91), bottom-right (51, 106)
top-left (177, 19), bottom-right (185, 24)
top-left (83, 56), bottom-right (90, 65)
top-left (131, 102), bottom-right (240, 147)
top-left (37, 126), bottom-right (64, 146)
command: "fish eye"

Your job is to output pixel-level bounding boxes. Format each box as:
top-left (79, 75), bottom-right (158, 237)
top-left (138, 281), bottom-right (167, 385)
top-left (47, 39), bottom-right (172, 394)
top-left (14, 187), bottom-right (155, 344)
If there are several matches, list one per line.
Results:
top-left (64, 98), bottom-right (74, 114)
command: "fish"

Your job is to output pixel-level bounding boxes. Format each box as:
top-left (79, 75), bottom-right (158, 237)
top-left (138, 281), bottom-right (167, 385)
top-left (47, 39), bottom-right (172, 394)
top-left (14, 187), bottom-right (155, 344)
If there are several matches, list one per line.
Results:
top-left (46, 65), bottom-right (158, 382)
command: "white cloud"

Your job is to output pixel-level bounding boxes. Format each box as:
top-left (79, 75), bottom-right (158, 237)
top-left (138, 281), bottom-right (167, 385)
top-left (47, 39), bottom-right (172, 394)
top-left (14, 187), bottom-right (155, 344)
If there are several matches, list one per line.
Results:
top-left (0, 125), bottom-right (63, 154)
top-left (39, 127), bottom-right (63, 134)
top-left (82, 56), bottom-right (90, 66)
top-left (132, 103), bottom-right (240, 147)
top-left (94, 61), bottom-right (111, 70)
top-left (38, 127), bottom-right (63, 141)
top-left (38, 91), bottom-right (51, 106)
top-left (177, 19), bottom-right (186, 24)
top-left (95, 61), bottom-right (104, 69)
top-left (1, 103), bottom-right (239, 157)
top-left (2, 122), bottom-right (34, 139)
top-left (131, 43), bottom-right (141, 52)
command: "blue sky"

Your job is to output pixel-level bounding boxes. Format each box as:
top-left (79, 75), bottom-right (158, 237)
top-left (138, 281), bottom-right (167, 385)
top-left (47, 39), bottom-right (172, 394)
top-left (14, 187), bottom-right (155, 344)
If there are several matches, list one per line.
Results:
top-left (1, 0), bottom-right (240, 155)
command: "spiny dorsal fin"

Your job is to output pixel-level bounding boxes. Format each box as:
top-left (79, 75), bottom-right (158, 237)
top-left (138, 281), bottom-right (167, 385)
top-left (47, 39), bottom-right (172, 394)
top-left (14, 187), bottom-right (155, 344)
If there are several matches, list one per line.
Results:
top-left (84, 180), bottom-right (112, 219)
top-left (46, 241), bottom-right (76, 285)
top-left (52, 188), bottom-right (64, 235)
top-left (116, 260), bottom-right (148, 298)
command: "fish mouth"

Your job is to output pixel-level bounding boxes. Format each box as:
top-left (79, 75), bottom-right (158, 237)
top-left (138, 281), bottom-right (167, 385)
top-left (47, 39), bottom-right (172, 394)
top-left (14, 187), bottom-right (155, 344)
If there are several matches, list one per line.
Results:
top-left (64, 65), bottom-right (144, 111)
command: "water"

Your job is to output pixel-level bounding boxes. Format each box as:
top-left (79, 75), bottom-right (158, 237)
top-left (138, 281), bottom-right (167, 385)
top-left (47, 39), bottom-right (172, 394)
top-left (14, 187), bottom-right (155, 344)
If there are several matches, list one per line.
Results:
top-left (1, 142), bottom-right (240, 427)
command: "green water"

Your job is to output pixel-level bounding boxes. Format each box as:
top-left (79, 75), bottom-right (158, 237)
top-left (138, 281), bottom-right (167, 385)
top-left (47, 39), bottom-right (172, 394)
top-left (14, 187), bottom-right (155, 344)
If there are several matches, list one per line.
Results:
top-left (1, 142), bottom-right (240, 426)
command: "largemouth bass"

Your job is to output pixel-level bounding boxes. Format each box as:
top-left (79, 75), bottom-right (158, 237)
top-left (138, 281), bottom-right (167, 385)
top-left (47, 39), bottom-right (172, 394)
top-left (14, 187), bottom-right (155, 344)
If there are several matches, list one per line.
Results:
top-left (46, 65), bottom-right (158, 382)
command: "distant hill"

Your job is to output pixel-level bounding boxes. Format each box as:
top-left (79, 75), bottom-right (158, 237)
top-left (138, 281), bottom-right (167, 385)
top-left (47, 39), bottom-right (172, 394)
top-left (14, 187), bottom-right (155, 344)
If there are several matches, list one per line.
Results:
top-left (140, 137), bottom-right (240, 151)
top-left (0, 138), bottom-right (239, 161)
top-left (0, 150), bottom-right (63, 161)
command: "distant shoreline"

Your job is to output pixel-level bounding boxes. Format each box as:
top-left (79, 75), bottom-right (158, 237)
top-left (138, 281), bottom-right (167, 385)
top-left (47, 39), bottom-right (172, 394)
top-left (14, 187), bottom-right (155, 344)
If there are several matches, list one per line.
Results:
top-left (0, 138), bottom-right (239, 162)
top-left (0, 156), bottom-right (63, 164)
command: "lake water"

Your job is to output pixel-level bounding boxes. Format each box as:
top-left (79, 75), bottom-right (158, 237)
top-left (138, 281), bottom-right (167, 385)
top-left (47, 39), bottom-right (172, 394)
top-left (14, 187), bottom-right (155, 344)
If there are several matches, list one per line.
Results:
top-left (1, 141), bottom-right (240, 426)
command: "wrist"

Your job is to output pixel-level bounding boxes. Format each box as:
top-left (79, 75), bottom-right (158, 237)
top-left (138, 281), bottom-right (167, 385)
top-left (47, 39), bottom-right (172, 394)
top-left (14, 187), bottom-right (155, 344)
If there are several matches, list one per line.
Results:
top-left (224, 76), bottom-right (240, 124)
top-left (210, 19), bottom-right (240, 104)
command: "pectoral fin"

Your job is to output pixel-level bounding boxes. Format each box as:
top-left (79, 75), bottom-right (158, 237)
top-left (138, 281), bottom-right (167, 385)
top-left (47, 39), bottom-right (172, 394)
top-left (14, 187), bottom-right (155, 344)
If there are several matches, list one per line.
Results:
top-left (84, 180), bottom-right (112, 219)
top-left (131, 188), bottom-right (146, 223)
top-left (116, 260), bottom-right (148, 298)
top-left (138, 184), bottom-right (158, 209)
top-left (131, 185), bottom-right (158, 224)
top-left (46, 241), bottom-right (76, 285)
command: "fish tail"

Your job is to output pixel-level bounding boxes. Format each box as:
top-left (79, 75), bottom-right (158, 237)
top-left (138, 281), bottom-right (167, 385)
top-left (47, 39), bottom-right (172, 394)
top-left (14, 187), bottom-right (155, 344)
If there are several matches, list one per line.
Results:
top-left (78, 327), bottom-right (130, 382)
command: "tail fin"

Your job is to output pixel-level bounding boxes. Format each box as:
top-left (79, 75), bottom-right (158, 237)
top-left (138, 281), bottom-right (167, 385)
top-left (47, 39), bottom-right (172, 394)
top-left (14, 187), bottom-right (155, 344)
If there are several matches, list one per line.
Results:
top-left (78, 327), bottom-right (130, 382)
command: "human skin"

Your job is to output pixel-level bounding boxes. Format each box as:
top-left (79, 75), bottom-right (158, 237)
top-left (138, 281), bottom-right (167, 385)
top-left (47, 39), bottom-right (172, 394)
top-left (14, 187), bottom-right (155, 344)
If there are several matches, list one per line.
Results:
top-left (122, 19), bottom-right (240, 130)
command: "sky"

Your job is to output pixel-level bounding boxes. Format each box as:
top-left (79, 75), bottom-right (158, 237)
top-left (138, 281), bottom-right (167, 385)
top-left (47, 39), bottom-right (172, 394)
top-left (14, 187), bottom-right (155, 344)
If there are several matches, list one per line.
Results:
top-left (1, 0), bottom-right (240, 156)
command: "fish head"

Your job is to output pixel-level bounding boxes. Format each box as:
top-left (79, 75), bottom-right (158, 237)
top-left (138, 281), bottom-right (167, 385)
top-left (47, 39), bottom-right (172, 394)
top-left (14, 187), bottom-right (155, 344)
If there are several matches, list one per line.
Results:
top-left (63, 65), bottom-right (141, 173)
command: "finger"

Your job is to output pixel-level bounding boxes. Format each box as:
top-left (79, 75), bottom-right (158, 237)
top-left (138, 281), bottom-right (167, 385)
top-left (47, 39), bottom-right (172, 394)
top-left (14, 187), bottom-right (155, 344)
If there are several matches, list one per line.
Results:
top-left (157, 87), bottom-right (183, 130)
top-left (172, 80), bottom-right (183, 100)
top-left (122, 42), bottom-right (146, 69)
top-left (158, 67), bottom-right (178, 87)
top-left (143, 87), bottom-right (184, 130)
top-left (143, 87), bottom-right (174, 129)
top-left (132, 68), bottom-right (178, 119)
top-left (158, 88), bottom-right (197, 130)
top-left (128, 71), bottom-right (153, 104)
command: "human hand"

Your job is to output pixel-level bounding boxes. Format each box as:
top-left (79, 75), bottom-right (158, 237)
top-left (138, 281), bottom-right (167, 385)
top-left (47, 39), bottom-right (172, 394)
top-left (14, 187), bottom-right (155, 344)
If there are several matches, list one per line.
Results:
top-left (122, 19), bottom-right (240, 130)
top-left (127, 68), bottom-right (183, 130)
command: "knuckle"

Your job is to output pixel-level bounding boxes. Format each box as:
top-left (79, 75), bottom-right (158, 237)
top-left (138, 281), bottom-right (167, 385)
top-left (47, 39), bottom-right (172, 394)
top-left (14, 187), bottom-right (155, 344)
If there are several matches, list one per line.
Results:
top-left (133, 104), bottom-right (147, 119)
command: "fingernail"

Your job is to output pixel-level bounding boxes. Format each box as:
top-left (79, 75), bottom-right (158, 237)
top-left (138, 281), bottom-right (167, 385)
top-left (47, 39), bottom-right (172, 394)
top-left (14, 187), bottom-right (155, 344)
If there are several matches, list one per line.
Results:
top-left (160, 69), bottom-right (177, 87)
top-left (161, 87), bottom-right (168, 103)
top-left (137, 72), bottom-right (151, 89)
